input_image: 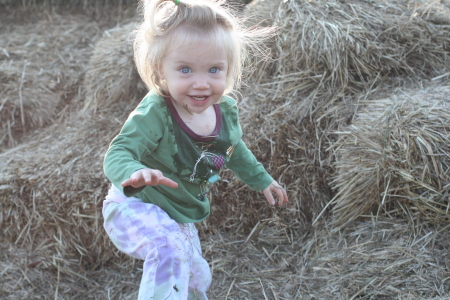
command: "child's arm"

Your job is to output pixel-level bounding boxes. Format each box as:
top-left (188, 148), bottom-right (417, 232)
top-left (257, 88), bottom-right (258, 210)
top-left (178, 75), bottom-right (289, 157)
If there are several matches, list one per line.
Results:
top-left (220, 97), bottom-right (288, 206)
top-left (104, 95), bottom-right (172, 196)
top-left (226, 140), bottom-right (288, 207)
top-left (121, 168), bottom-right (178, 189)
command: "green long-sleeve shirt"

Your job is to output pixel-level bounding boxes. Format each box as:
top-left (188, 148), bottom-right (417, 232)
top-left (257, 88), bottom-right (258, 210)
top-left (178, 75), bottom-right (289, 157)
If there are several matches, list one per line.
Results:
top-left (104, 91), bottom-right (273, 223)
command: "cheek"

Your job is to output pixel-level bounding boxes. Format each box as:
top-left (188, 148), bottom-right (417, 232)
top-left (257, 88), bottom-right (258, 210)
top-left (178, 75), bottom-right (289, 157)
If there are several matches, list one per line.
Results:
top-left (215, 77), bottom-right (227, 90)
top-left (167, 78), bottom-right (189, 95)
top-left (170, 78), bottom-right (187, 88)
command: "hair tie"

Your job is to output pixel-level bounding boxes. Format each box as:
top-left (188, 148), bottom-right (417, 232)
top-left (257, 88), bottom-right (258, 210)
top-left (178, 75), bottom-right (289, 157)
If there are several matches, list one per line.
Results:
top-left (173, 0), bottom-right (180, 4)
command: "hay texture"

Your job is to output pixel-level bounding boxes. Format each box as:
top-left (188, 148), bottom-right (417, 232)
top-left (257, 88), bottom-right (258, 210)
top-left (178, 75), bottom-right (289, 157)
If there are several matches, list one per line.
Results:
top-left (228, 0), bottom-right (450, 228)
top-left (0, 115), bottom-right (117, 266)
top-left (0, 103), bottom-right (143, 298)
top-left (244, 0), bottom-right (450, 122)
top-left (83, 22), bottom-right (146, 113)
top-left (0, 13), bottom-right (143, 298)
top-left (3, 209), bottom-right (449, 299)
top-left (1, 1), bottom-right (450, 299)
top-left (246, 0), bottom-right (450, 103)
top-left (205, 218), bottom-right (450, 299)
top-left (0, 11), bottom-right (102, 149)
top-left (328, 85), bottom-right (450, 228)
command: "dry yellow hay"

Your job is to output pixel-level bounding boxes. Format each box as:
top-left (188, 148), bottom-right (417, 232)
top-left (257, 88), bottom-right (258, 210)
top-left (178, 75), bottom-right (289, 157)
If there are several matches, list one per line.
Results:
top-left (0, 8), bottom-right (142, 296)
top-left (247, 0), bottom-right (450, 96)
top-left (0, 114), bottom-right (117, 265)
top-left (206, 218), bottom-right (450, 299)
top-left (0, 98), bottom-right (153, 300)
top-left (3, 214), bottom-right (448, 299)
top-left (414, 0), bottom-right (450, 25)
top-left (327, 85), bottom-right (450, 229)
top-left (1, 1), bottom-right (450, 299)
top-left (0, 11), bottom-right (102, 149)
top-left (83, 22), bottom-right (146, 113)
top-left (0, 0), bottom-right (138, 19)
top-left (227, 0), bottom-right (450, 228)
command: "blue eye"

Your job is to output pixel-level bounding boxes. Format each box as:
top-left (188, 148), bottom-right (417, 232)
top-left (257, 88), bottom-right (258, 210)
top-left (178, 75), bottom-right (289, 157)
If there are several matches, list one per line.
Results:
top-left (209, 67), bottom-right (219, 74)
top-left (180, 67), bottom-right (190, 74)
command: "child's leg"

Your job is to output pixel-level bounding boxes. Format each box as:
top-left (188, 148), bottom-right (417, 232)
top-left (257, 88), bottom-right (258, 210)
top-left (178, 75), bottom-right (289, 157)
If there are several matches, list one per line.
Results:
top-left (102, 186), bottom-right (211, 300)
top-left (179, 223), bottom-right (212, 300)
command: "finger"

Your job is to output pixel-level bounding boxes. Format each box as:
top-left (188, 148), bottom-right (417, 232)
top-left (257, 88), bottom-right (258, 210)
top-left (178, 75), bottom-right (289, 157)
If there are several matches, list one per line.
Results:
top-left (270, 182), bottom-right (287, 205)
top-left (159, 177), bottom-right (179, 189)
top-left (282, 188), bottom-right (289, 204)
top-left (130, 175), bottom-right (145, 188)
top-left (143, 170), bottom-right (155, 186)
top-left (263, 189), bottom-right (276, 206)
top-left (121, 178), bottom-right (133, 187)
top-left (277, 187), bottom-right (288, 206)
top-left (273, 184), bottom-right (288, 206)
top-left (121, 177), bottom-right (143, 188)
top-left (147, 171), bottom-right (176, 188)
top-left (273, 187), bottom-right (282, 206)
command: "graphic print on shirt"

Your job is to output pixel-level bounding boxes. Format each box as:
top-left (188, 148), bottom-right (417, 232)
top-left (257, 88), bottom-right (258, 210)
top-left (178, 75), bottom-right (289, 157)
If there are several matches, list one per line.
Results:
top-left (171, 121), bottom-right (234, 182)
top-left (194, 143), bottom-right (237, 200)
top-left (190, 152), bottom-right (225, 182)
top-left (167, 97), bottom-right (241, 200)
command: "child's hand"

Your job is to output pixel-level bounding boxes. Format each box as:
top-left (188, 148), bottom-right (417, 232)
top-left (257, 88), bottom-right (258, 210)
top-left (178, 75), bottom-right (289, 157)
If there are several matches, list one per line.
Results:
top-left (121, 168), bottom-right (178, 189)
top-left (262, 180), bottom-right (289, 206)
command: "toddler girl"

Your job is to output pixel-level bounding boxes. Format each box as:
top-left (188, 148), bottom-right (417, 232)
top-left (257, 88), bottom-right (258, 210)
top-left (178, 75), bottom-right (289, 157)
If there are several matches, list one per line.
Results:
top-left (102, 0), bottom-right (289, 299)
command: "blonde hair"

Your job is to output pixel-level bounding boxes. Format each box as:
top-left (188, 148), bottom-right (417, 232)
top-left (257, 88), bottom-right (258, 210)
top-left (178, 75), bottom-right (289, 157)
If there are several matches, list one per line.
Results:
top-left (133, 0), bottom-right (273, 95)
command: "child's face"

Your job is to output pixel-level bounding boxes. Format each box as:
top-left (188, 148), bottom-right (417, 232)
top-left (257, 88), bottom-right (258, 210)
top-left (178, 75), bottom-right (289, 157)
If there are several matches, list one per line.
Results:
top-left (160, 38), bottom-right (228, 114)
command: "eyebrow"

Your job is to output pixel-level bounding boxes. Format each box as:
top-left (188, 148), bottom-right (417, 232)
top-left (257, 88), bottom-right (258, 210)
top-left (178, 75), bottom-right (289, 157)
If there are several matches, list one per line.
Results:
top-left (173, 60), bottom-right (228, 67)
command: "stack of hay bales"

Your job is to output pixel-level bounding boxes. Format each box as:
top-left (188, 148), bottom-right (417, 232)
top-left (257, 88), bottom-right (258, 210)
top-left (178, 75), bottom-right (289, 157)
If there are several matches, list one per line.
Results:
top-left (0, 19), bottom-right (144, 286)
top-left (328, 85), bottom-right (450, 228)
top-left (2, 0), bottom-right (449, 267)
top-left (213, 0), bottom-right (450, 231)
top-left (0, 12), bottom-right (102, 148)
top-left (0, 115), bottom-right (120, 286)
top-left (1, 0), bottom-right (450, 297)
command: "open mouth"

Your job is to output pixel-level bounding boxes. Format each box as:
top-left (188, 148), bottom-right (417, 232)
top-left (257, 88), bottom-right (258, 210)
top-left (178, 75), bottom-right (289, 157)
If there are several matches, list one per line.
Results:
top-left (189, 96), bottom-right (210, 104)
top-left (191, 96), bottom-right (208, 101)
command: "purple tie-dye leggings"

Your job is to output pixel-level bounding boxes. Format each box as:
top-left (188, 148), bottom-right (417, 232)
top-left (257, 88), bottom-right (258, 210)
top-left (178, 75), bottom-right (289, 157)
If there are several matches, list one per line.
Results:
top-left (102, 185), bottom-right (212, 299)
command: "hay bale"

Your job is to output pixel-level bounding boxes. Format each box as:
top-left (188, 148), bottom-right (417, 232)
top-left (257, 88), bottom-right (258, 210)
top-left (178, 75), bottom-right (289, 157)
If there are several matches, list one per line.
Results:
top-left (1, 4), bottom-right (450, 299)
top-left (244, 0), bottom-right (280, 27)
top-left (203, 217), bottom-right (450, 299)
top-left (0, 0), bottom-right (252, 8)
top-left (211, 0), bottom-right (450, 230)
top-left (297, 219), bottom-right (450, 299)
top-left (0, 114), bottom-right (144, 299)
top-left (83, 22), bottom-right (146, 113)
top-left (328, 85), bottom-right (450, 228)
top-left (414, 0), bottom-right (450, 25)
top-left (0, 0), bottom-right (137, 10)
top-left (0, 12), bottom-right (144, 284)
top-left (0, 105), bottom-right (136, 274)
top-left (245, 0), bottom-right (450, 111)
top-left (0, 11), bottom-right (102, 149)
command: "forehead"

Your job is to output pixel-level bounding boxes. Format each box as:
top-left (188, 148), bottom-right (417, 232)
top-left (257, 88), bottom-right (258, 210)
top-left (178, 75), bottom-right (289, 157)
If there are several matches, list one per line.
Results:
top-left (165, 25), bottom-right (233, 59)
top-left (165, 39), bottom-right (227, 64)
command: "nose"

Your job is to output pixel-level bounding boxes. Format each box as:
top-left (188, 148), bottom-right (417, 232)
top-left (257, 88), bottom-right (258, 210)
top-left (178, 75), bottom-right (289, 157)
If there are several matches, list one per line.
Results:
top-left (192, 74), bottom-right (209, 89)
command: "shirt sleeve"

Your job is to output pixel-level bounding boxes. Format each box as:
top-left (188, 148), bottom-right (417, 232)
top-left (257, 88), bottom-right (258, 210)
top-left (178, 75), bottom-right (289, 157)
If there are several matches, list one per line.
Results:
top-left (220, 97), bottom-right (273, 192)
top-left (103, 96), bottom-right (165, 196)
top-left (225, 139), bottom-right (273, 192)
